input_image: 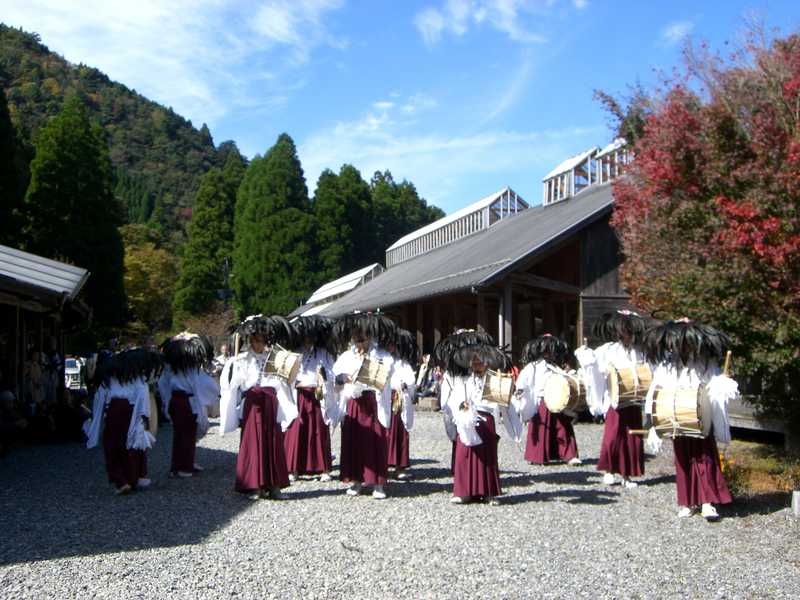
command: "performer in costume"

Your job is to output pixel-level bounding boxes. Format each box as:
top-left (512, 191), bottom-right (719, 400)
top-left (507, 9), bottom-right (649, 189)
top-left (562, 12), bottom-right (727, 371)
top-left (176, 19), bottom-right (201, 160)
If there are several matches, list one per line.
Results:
top-left (575, 311), bottom-right (649, 487)
top-left (515, 335), bottom-right (582, 466)
top-left (643, 320), bottom-right (737, 520)
top-left (219, 315), bottom-right (299, 500)
top-left (331, 313), bottom-right (397, 500)
top-left (84, 348), bottom-right (162, 495)
top-left (386, 328), bottom-right (418, 480)
top-left (439, 330), bottom-right (522, 505)
top-left (158, 333), bottom-right (220, 478)
top-left (284, 316), bottom-right (337, 482)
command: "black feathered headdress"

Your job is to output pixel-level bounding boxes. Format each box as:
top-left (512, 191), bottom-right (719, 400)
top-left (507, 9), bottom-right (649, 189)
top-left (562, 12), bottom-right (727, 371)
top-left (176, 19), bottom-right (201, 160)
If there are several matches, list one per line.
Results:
top-left (236, 315), bottom-right (297, 348)
top-left (591, 310), bottom-right (648, 349)
top-left (293, 315), bottom-right (336, 352)
top-left (160, 332), bottom-right (213, 373)
top-left (101, 347), bottom-right (163, 385)
top-left (393, 328), bottom-right (419, 365)
top-left (433, 329), bottom-right (509, 376)
top-left (331, 312), bottom-right (397, 352)
top-left (521, 334), bottom-right (569, 367)
top-left (643, 319), bottom-right (730, 368)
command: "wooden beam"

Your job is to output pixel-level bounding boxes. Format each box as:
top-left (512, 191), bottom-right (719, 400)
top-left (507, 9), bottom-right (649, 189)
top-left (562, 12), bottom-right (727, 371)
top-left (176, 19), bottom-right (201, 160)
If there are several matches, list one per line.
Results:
top-left (476, 294), bottom-right (486, 332)
top-left (510, 273), bottom-right (581, 296)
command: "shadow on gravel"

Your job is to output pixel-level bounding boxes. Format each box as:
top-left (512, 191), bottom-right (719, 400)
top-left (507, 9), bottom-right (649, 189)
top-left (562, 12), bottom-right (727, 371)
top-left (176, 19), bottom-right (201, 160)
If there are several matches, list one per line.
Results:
top-left (525, 470), bottom-right (602, 486)
top-left (503, 488), bottom-right (621, 505)
top-left (641, 474), bottom-right (675, 487)
top-left (0, 426), bottom-right (249, 566)
top-left (723, 492), bottom-right (791, 518)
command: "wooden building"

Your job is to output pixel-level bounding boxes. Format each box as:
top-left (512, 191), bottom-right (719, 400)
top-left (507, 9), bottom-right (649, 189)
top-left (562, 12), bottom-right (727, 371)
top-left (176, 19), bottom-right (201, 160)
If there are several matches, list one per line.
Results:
top-left (320, 174), bottom-right (634, 360)
top-left (0, 245), bottom-right (90, 402)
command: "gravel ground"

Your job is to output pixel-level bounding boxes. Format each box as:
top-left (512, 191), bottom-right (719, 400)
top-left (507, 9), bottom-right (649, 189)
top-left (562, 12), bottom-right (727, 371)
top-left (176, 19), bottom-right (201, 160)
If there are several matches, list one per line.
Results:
top-left (0, 411), bottom-right (798, 599)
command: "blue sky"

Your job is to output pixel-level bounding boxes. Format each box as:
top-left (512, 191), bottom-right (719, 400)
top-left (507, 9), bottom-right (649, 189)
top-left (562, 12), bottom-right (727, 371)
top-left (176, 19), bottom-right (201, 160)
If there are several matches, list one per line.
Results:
top-left (4, 1), bottom-right (800, 214)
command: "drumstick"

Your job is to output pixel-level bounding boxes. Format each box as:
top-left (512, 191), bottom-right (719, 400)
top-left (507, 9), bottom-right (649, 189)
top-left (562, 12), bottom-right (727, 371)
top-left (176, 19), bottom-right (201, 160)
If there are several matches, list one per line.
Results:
top-left (627, 429), bottom-right (649, 435)
top-left (723, 350), bottom-right (732, 377)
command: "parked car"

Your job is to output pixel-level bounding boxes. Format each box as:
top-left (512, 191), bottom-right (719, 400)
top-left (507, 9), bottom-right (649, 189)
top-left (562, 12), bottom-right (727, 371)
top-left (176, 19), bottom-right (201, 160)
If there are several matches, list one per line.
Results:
top-left (64, 357), bottom-right (85, 390)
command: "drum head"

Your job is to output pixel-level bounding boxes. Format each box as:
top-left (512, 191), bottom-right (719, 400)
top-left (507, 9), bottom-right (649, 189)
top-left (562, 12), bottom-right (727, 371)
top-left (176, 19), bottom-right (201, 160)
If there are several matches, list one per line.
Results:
top-left (543, 374), bottom-right (570, 413)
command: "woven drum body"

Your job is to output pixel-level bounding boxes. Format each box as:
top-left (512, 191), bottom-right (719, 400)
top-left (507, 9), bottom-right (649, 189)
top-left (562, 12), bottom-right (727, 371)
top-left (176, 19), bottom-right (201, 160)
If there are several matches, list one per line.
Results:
top-left (355, 358), bottom-right (391, 391)
top-left (148, 392), bottom-right (159, 436)
top-left (652, 386), bottom-right (711, 438)
top-left (608, 363), bottom-right (652, 409)
top-left (482, 370), bottom-right (514, 407)
top-left (544, 372), bottom-right (585, 414)
top-left (265, 349), bottom-right (302, 384)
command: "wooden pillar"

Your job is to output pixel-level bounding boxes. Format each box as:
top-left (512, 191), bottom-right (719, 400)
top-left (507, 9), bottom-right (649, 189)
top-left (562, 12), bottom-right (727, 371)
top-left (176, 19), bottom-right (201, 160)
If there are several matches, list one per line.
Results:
top-left (452, 301), bottom-right (461, 331)
top-left (497, 294), bottom-right (504, 347)
top-left (433, 302), bottom-right (442, 347)
top-left (476, 294), bottom-right (486, 332)
top-left (416, 303), bottom-right (423, 354)
top-left (503, 280), bottom-right (513, 354)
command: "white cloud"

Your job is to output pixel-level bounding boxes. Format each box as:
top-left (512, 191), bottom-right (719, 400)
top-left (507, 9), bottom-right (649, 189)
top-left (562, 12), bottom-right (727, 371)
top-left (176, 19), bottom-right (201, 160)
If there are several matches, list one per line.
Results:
top-left (415, 0), bottom-right (588, 46)
top-left (299, 95), bottom-right (603, 208)
top-left (2, 0), bottom-right (346, 130)
top-left (482, 52), bottom-right (534, 122)
top-left (660, 20), bottom-right (694, 46)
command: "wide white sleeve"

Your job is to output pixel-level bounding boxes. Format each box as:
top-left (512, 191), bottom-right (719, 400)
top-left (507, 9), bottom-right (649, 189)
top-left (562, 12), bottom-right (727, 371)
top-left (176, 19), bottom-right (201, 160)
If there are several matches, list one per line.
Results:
top-left (85, 385), bottom-right (108, 449)
top-left (513, 363), bottom-right (538, 422)
top-left (219, 360), bottom-right (243, 435)
top-left (707, 373), bottom-right (736, 444)
top-left (501, 402), bottom-right (523, 442)
top-left (128, 381), bottom-right (155, 450)
top-left (575, 346), bottom-right (608, 417)
top-left (157, 367), bottom-right (172, 411)
top-left (447, 378), bottom-right (483, 446)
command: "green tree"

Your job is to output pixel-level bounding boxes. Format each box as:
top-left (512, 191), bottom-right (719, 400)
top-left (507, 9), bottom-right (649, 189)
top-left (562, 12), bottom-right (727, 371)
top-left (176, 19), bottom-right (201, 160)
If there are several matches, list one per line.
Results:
top-left (124, 238), bottom-right (178, 333)
top-left (173, 167), bottom-right (232, 320)
top-left (233, 133), bottom-right (314, 317)
top-left (22, 95), bottom-right (126, 326)
top-left (0, 86), bottom-right (20, 245)
top-left (368, 170), bottom-right (444, 264)
top-left (312, 164), bottom-right (372, 284)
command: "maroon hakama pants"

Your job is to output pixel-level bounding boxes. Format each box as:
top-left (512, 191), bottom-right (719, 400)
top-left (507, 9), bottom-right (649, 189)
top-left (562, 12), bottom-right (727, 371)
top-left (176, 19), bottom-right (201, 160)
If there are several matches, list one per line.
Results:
top-left (597, 405), bottom-right (644, 478)
top-left (284, 387), bottom-right (332, 475)
top-left (168, 391), bottom-right (197, 474)
top-left (673, 431), bottom-right (732, 507)
top-left (103, 398), bottom-right (147, 489)
top-left (453, 411), bottom-right (502, 498)
top-left (340, 391), bottom-right (388, 486)
top-left (525, 402), bottom-right (579, 464)
top-left (235, 387), bottom-right (289, 493)
top-left (387, 411), bottom-right (410, 469)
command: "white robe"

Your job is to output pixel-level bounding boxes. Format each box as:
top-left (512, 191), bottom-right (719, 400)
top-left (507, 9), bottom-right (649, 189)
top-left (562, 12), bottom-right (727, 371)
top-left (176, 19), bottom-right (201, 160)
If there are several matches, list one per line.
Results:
top-left (644, 361), bottom-right (737, 444)
top-left (390, 358), bottom-right (416, 432)
top-left (443, 372), bottom-right (523, 446)
top-left (575, 342), bottom-right (651, 417)
top-left (440, 372), bottom-right (458, 442)
top-left (84, 377), bottom-right (154, 450)
top-left (218, 350), bottom-right (298, 435)
top-left (157, 365), bottom-right (220, 438)
top-left (332, 344), bottom-right (395, 429)
top-left (512, 359), bottom-right (560, 422)
top-left (293, 347), bottom-right (337, 426)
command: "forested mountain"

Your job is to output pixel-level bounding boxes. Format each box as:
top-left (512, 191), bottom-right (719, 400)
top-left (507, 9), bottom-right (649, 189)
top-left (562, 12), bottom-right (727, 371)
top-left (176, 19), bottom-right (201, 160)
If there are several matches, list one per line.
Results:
top-left (0, 24), bottom-right (225, 234)
top-left (1, 23), bottom-right (445, 332)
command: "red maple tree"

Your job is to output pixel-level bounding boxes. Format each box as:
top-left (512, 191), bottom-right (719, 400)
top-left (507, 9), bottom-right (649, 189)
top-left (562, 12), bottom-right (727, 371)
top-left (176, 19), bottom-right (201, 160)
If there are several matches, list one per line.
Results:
top-left (607, 29), bottom-right (800, 425)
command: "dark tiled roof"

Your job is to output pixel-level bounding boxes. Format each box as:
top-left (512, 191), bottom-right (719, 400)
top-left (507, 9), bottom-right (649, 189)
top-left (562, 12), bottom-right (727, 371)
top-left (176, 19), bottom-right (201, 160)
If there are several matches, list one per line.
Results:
top-left (321, 183), bottom-right (614, 317)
